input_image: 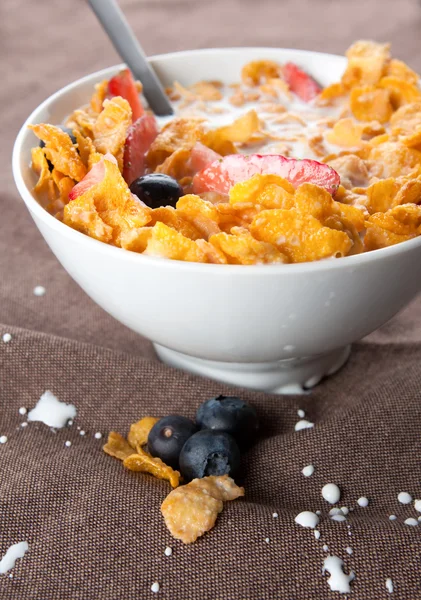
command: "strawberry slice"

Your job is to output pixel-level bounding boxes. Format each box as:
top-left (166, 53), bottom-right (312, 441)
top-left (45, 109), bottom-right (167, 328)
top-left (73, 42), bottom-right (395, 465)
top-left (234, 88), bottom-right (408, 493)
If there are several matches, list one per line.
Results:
top-left (69, 153), bottom-right (117, 200)
top-left (123, 113), bottom-right (159, 185)
top-left (192, 154), bottom-right (340, 196)
top-left (108, 69), bottom-right (144, 122)
top-left (283, 62), bottom-right (322, 102)
top-left (188, 142), bottom-right (221, 174)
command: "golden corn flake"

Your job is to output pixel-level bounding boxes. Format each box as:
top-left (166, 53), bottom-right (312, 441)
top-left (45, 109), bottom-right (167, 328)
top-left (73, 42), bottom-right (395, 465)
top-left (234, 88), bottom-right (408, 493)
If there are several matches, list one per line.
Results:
top-left (103, 431), bottom-right (136, 461)
top-left (229, 174), bottom-right (295, 210)
top-left (127, 416), bottom-right (159, 452)
top-left (144, 222), bottom-right (208, 262)
top-left (149, 206), bottom-right (202, 240)
top-left (210, 227), bottom-right (286, 264)
top-left (251, 208), bottom-right (352, 262)
top-left (176, 194), bottom-right (221, 239)
top-left (386, 59), bottom-right (419, 85)
top-left (90, 79), bottom-right (109, 114)
top-left (161, 475), bottom-right (244, 543)
top-left (147, 118), bottom-right (205, 170)
top-left (64, 157), bottom-right (151, 245)
top-left (195, 239), bottom-right (228, 264)
top-left (390, 102), bottom-right (421, 135)
top-left (124, 447), bottom-right (180, 488)
top-left (368, 142), bottom-right (421, 178)
top-left (349, 86), bottom-right (393, 123)
top-left (189, 80), bottom-right (223, 101)
top-left (364, 204), bottom-right (421, 250)
top-left (327, 154), bottom-right (370, 189)
top-left (31, 146), bottom-right (56, 201)
top-left (155, 147), bottom-right (193, 180)
top-left (342, 40), bottom-right (391, 87)
top-left (120, 227), bottom-right (153, 253)
top-left (326, 118), bottom-right (365, 148)
top-left (241, 60), bottom-right (281, 86)
top-left (378, 76), bottom-right (421, 108)
top-left (92, 97), bottom-right (132, 169)
top-left (29, 124), bottom-right (87, 182)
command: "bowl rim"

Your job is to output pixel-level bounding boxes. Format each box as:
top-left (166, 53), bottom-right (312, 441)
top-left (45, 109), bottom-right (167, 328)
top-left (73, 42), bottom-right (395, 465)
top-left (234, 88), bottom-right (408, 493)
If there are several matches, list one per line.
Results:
top-left (12, 46), bottom-right (421, 275)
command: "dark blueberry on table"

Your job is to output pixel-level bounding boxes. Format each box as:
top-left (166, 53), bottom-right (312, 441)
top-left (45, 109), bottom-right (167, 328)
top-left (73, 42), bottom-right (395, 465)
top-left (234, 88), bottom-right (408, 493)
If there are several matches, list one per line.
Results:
top-left (129, 173), bottom-right (183, 209)
top-left (196, 395), bottom-right (259, 449)
top-left (148, 415), bottom-right (198, 469)
top-left (38, 125), bottom-right (77, 148)
top-left (179, 430), bottom-right (241, 481)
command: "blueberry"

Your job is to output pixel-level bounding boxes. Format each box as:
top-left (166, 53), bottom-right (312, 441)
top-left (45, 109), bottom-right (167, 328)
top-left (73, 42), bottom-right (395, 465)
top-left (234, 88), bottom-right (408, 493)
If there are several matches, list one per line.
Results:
top-left (129, 173), bottom-right (183, 208)
top-left (179, 430), bottom-right (241, 481)
top-left (196, 395), bottom-right (259, 449)
top-left (39, 125), bottom-right (77, 149)
top-left (148, 415), bottom-right (197, 469)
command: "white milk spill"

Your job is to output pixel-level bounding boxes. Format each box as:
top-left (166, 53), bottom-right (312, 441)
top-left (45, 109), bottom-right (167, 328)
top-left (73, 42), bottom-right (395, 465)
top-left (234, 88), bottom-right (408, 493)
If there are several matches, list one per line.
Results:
top-left (302, 465), bottom-right (315, 477)
top-left (27, 391), bottom-right (76, 428)
top-left (295, 511), bottom-right (319, 529)
top-left (414, 499), bottom-right (421, 512)
top-left (398, 492), bottom-right (412, 504)
top-left (322, 556), bottom-right (354, 594)
top-left (295, 420), bottom-right (314, 432)
top-left (322, 483), bottom-right (341, 504)
top-left (386, 578), bottom-right (394, 593)
top-left (0, 542), bottom-right (29, 574)
top-left (314, 530), bottom-right (321, 540)
top-left (357, 496), bottom-right (369, 507)
top-left (404, 518), bottom-right (418, 527)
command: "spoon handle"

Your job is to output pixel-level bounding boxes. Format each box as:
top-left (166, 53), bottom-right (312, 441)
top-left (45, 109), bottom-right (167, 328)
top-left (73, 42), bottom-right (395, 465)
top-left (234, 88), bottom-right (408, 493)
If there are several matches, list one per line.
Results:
top-left (88, 0), bottom-right (173, 116)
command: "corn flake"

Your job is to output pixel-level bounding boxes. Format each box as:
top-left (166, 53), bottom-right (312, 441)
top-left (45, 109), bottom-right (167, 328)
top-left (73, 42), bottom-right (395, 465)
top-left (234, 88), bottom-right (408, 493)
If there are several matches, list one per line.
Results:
top-left (342, 41), bottom-right (390, 87)
top-left (210, 227), bottom-right (286, 264)
top-left (241, 60), bottom-right (281, 85)
top-left (124, 447), bottom-right (180, 488)
top-left (127, 417), bottom-right (159, 452)
top-left (144, 222), bottom-right (208, 262)
top-left (251, 208), bottom-right (353, 262)
top-left (147, 118), bottom-right (205, 170)
top-left (90, 79), bottom-right (109, 114)
top-left (161, 475), bottom-right (244, 543)
top-left (378, 76), bottom-right (421, 108)
top-left (350, 86), bottom-right (393, 123)
top-left (325, 118), bottom-right (365, 148)
top-left (29, 124), bottom-right (87, 182)
top-left (103, 431), bottom-right (136, 461)
top-left (92, 97), bottom-right (132, 169)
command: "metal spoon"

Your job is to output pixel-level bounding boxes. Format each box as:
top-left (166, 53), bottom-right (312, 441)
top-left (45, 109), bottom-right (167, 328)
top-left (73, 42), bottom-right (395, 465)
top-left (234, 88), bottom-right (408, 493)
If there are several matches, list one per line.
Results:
top-left (88, 0), bottom-right (173, 116)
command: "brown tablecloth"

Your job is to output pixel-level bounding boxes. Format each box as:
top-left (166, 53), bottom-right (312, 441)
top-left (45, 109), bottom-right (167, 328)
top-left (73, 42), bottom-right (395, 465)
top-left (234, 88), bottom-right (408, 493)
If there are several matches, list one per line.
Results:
top-left (2, 0), bottom-right (421, 598)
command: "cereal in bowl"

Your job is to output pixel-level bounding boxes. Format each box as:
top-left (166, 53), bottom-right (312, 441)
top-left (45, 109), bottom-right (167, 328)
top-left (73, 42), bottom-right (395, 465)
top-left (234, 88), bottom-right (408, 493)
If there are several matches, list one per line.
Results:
top-left (30, 41), bottom-right (421, 264)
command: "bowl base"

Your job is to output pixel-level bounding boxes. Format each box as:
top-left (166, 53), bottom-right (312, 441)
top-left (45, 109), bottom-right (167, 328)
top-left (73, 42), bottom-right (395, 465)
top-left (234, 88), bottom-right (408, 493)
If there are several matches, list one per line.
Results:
top-left (154, 345), bottom-right (351, 394)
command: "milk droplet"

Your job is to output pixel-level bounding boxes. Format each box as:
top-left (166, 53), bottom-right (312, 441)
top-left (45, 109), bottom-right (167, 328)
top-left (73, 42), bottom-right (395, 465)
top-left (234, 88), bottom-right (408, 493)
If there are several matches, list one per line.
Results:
top-left (18, 407), bottom-right (27, 415)
top-left (164, 547), bottom-right (172, 557)
top-left (386, 578), bottom-right (394, 593)
top-left (64, 441), bottom-right (72, 447)
top-left (404, 518), bottom-right (418, 526)
top-left (295, 420), bottom-right (314, 432)
top-left (272, 512), bottom-right (278, 518)
top-left (322, 555), bottom-right (354, 594)
top-left (94, 432), bottom-right (102, 440)
top-left (357, 496), bottom-right (369, 507)
top-left (295, 511), bottom-right (319, 529)
top-left (322, 483), bottom-right (341, 504)
top-left (2, 333), bottom-right (12, 343)
top-left (0, 542), bottom-right (29, 574)
top-left (340, 507), bottom-right (349, 515)
top-left (331, 514), bottom-right (346, 522)
top-left (302, 465), bottom-right (315, 477)
top-left (0, 436), bottom-right (8, 444)
top-left (323, 544), bottom-right (329, 552)
top-left (264, 537), bottom-right (270, 543)
top-left (389, 514), bottom-right (397, 521)
top-left (414, 499), bottom-right (421, 512)
top-left (33, 285), bottom-right (46, 297)
top-left (297, 409), bottom-right (305, 418)
top-left (27, 391), bottom-right (76, 428)
top-left (398, 492), bottom-right (412, 504)
top-left (346, 547), bottom-right (353, 555)
top-left (314, 530), bottom-right (321, 540)
top-left (151, 582), bottom-right (160, 593)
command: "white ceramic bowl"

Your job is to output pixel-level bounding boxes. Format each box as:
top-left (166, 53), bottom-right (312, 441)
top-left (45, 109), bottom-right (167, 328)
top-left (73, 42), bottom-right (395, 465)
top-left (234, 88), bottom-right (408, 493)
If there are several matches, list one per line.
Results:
top-left (13, 48), bottom-right (421, 394)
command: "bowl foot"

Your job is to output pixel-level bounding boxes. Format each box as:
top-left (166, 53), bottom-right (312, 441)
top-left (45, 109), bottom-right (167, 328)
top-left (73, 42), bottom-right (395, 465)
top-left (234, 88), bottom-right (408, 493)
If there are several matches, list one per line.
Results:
top-left (154, 345), bottom-right (351, 394)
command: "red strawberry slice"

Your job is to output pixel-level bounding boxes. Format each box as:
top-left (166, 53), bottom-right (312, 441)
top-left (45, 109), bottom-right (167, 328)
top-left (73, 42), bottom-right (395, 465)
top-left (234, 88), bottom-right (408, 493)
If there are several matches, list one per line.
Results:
top-left (69, 153), bottom-right (117, 200)
top-left (108, 68), bottom-right (144, 122)
top-left (283, 62), bottom-right (322, 102)
top-left (192, 154), bottom-right (340, 196)
top-left (188, 142), bottom-right (221, 174)
top-left (122, 113), bottom-right (159, 185)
